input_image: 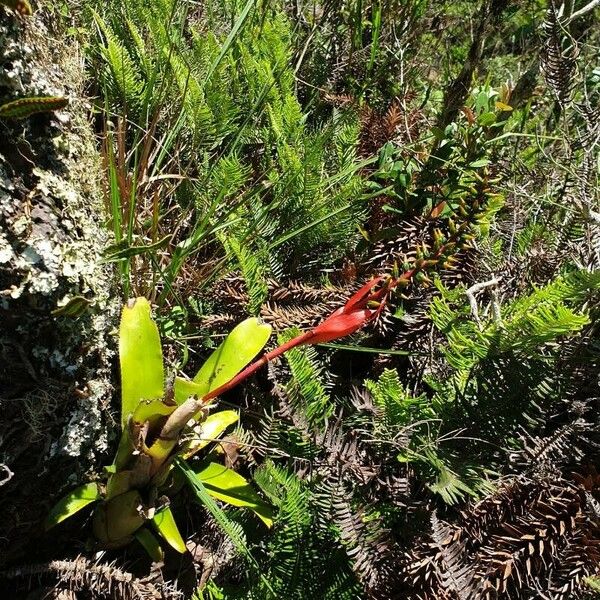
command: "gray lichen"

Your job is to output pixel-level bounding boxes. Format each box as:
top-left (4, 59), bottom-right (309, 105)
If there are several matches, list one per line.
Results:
top-left (0, 8), bottom-right (117, 563)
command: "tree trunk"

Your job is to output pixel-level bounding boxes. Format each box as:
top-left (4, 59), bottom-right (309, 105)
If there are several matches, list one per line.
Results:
top-left (0, 9), bottom-right (115, 564)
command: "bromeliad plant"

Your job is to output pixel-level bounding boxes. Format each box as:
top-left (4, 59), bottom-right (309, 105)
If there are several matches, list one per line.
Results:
top-left (45, 283), bottom-right (393, 556)
top-left (44, 215), bottom-right (489, 557)
top-left (46, 298), bottom-right (275, 557)
top-left (45, 276), bottom-right (397, 555)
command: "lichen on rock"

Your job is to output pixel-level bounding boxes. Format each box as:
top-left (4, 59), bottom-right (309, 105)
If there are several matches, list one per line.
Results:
top-left (0, 8), bottom-right (117, 564)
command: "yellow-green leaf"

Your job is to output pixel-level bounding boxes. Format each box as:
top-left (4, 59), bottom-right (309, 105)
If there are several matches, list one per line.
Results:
top-left (495, 100), bottom-right (513, 112)
top-left (135, 527), bottom-right (164, 562)
top-left (45, 482), bottom-right (100, 530)
top-left (132, 398), bottom-right (176, 424)
top-left (192, 317), bottom-right (271, 397)
top-left (152, 506), bottom-right (186, 553)
top-left (120, 298), bottom-right (164, 427)
top-left (173, 376), bottom-right (204, 405)
top-left (195, 462), bottom-right (273, 527)
top-left (183, 410), bottom-right (239, 458)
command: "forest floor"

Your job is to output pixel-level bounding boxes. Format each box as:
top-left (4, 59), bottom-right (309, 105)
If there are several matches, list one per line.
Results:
top-left (0, 1), bottom-right (599, 599)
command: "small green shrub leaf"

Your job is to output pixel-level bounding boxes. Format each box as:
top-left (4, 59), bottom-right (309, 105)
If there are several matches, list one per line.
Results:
top-left (477, 111), bottom-right (496, 127)
top-left (468, 158), bottom-right (490, 168)
top-left (120, 298), bottom-right (164, 426)
top-left (195, 462), bottom-right (273, 527)
top-left (192, 317), bottom-right (271, 397)
top-left (152, 506), bottom-right (187, 553)
top-left (45, 482), bottom-right (100, 530)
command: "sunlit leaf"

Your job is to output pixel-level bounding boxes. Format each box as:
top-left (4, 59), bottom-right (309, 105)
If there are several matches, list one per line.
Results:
top-left (195, 461), bottom-right (273, 527)
top-left (135, 527), bottom-right (164, 562)
top-left (469, 158), bottom-right (490, 168)
top-left (173, 376), bottom-right (204, 405)
top-left (183, 410), bottom-right (239, 458)
top-left (495, 100), bottom-right (513, 111)
top-left (191, 317), bottom-right (271, 397)
top-left (120, 298), bottom-right (164, 426)
top-left (152, 506), bottom-right (186, 553)
top-left (45, 482), bottom-right (100, 530)
top-left (132, 398), bottom-right (176, 424)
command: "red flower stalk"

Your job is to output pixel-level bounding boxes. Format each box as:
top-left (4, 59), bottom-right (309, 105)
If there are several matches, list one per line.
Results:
top-left (203, 276), bottom-right (392, 402)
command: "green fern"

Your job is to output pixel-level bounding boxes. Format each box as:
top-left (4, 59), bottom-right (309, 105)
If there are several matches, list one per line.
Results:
top-left (431, 270), bottom-right (599, 370)
top-left (222, 236), bottom-right (269, 316)
top-left (278, 328), bottom-right (333, 425)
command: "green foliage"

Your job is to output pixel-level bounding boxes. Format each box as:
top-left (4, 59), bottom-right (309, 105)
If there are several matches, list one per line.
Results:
top-left (431, 270), bottom-right (599, 371)
top-left (47, 300), bottom-right (274, 556)
top-left (188, 317), bottom-right (272, 398)
top-left (86, 0), bottom-right (368, 303)
top-left (119, 297), bottom-right (164, 426)
top-left (366, 368), bottom-right (435, 429)
top-left (152, 506), bottom-right (187, 553)
top-left (45, 483), bottom-right (101, 530)
top-left (278, 328), bottom-right (333, 425)
top-left (194, 461), bottom-right (273, 527)
top-left (199, 460), bottom-right (361, 599)
top-left (37, 1), bottom-right (600, 597)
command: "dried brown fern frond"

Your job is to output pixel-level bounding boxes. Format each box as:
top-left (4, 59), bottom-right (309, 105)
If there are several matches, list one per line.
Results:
top-left (267, 279), bottom-right (350, 305)
top-left (540, 2), bottom-right (579, 106)
top-left (515, 419), bottom-right (588, 470)
top-left (459, 479), bottom-right (541, 547)
top-left (475, 480), bottom-right (589, 598)
top-left (0, 555), bottom-right (179, 599)
top-left (358, 97), bottom-right (424, 161)
top-left (322, 92), bottom-right (356, 107)
top-left (260, 302), bottom-right (335, 330)
top-left (202, 277), bottom-right (353, 332)
top-left (404, 475), bottom-right (600, 599)
top-left (430, 513), bottom-right (478, 600)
